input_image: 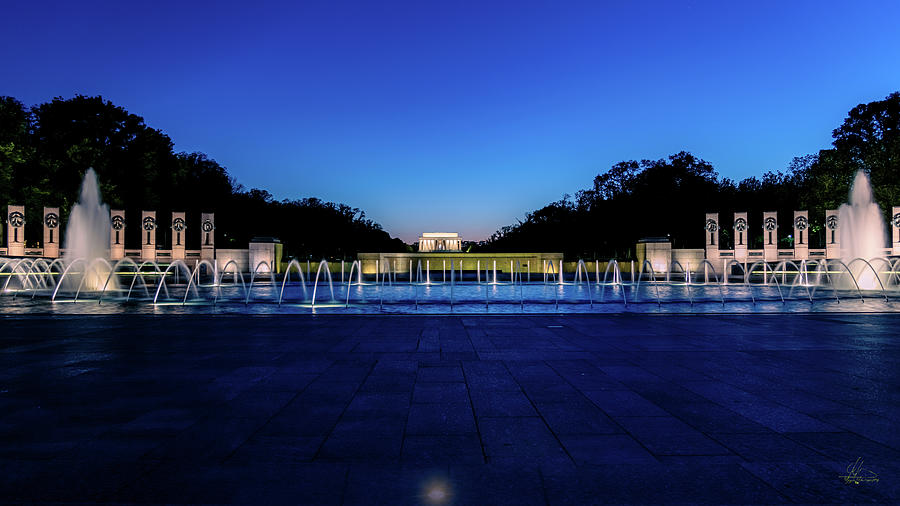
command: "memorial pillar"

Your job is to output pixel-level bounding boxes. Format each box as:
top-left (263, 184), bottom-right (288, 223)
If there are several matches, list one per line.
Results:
top-left (200, 212), bottom-right (215, 262)
top-left (171, 212), bottom-right (186, 260)
top-left (793, 210), bottom-right (809, 260)
top-left (141, 211), bottom-right (156, 261)
top-left (763, 211), bottom-right (778, 262)
top-left (825, 210), bottom-right (839, 259)
top-left (704, 212), bottom-right (719, 260)
top-left (110, 210), bottom-right (125, 260)
top-left (6, 205), bottom-right (25, 256)
top-left (893, 207), bottom-right (900, 256)
top-left (42, 207), bottom-right (60, 258)
top-left (733, 212), bottom-right (748, 262)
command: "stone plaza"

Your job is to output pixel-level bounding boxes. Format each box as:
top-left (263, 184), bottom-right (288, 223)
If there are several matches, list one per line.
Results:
top-left (1, 313), bottom-right (897, 504)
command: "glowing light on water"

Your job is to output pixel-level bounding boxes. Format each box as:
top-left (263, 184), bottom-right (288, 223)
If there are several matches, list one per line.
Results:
top-left (839, 170), bottom-right (888, 289)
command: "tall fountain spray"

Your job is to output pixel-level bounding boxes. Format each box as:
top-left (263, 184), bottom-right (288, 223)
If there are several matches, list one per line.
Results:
top-left (63, 168), bottom-right (114, 290)
top-left (839, 169), bottom-right (888, 289)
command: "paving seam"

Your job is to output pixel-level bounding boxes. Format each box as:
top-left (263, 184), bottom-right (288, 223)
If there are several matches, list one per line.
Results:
top-left (499, 360), bottom-right (577, 466)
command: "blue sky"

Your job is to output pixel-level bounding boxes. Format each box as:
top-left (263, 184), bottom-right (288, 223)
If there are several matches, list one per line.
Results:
top-left (2, 1), bottom-right (899, 242)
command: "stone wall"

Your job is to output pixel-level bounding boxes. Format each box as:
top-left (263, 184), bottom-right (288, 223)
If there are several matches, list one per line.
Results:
top-left (358, 252), bottom-right (564, 276)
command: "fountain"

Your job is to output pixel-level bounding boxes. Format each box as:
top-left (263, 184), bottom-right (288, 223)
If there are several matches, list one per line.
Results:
top-left (63, 168), bottom-right (115, 291)
top-left (839, 170), bottom-right (888, 289)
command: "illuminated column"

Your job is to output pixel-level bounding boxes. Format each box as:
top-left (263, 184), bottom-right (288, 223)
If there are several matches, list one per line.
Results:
top-left (888, 205), bottom-right (900, 255)
top-left (733, 212), bottom-right (748, 262)
top-left (793, 210), bottom-right (809, 260)
top-left (704, 212), bottom-right (719, 260)
top-left (825, 210), bottom-right (839, 259)
top-left (763, 211), bottom-right (778, 261)
top-left (110, 210), bottom-right (125, 260)
top-left (200, 212), bottom-right (215, 262)
top-left (171, 211), bottom-right (186, 260)
top-left (6, 205), bottom-right (25, 256)
top-left (42, 207), bottom-right (60, 258)
top-left (141, 211), bottom-right (157, 261)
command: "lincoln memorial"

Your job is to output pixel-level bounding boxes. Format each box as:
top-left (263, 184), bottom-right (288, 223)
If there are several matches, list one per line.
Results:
top-left (417, 232), bottom-right (462, 252)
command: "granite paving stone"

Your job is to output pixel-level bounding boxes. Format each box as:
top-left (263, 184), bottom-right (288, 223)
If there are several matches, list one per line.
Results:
top-left (613, 416), bottom-right (734, 456)
top-left (412, 381), bottom-right (470, 404)
top-left (406, 403), bottom-right (477, 435)
top-left (469, 390), bottom-right (537, 417)
top-left (401, 434), bottom-right (484, 464)
top-left (477, 416), bottom-right (569, 458)
top-left (558, 433), bottom-right (657, 465)
top-left (417, 365), bottom-right (465, 383)
top-left (534, 399), bottom-right (622, 435)
top-left (582, 389), bottom-right (670, 416)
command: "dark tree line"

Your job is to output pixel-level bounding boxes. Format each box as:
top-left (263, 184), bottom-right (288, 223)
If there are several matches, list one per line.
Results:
top-left (477, 92), bottom-right (900, 259)
top-left (0, 95), bottom-right (407, 258)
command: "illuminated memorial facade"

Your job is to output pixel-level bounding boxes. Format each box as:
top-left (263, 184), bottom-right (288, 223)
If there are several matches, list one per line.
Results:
top-left (417, 232), bottom-right (462, 252)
